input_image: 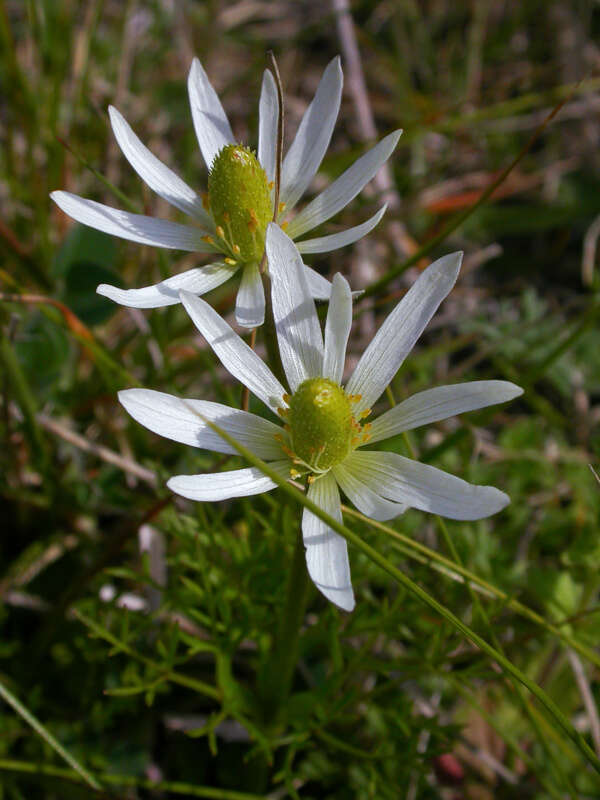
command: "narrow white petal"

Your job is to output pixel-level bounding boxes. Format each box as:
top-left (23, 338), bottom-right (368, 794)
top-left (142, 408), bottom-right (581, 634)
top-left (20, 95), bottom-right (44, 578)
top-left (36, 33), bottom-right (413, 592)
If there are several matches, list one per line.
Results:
top-left (187, 57), bottom-right (234, 169)
top-left (322, 273), bottom-right (352, 383)
top-left (302, 472), bottom-right (354, 611)
top-left (258, 69), bottom-right (278, 185)
top-left (348, 450), bottom-right (509, 520)
top-left (369, 381), bottom-right (524, 444)
top-left (266, 224), bottom-right (323, 391)
top-left (280, 57), bottom-right (343, 211)
top-left (346, 252), bottom-right (463, 415)
top-left (286, 131), bottom-right (402, 238)
top-left (97, 262), bottom-right (236, 309)
top-left (179, 289), bottom-right (286, 415)
top-left (333, 459), bottom-right (407, 521)
top-left (119, 389), bottom-right (284, 460)
top-left (108, 106), bottom-right (212, 226)
top-left (168, 461), bottom-right (291, 502)
top-left (51, 191), bottom-right (211, 251)
top-left (304, 265), bottom-right (334, 300)
top-left (235, 262), bottom-right (265, 328)
top-left (302, 265), bottom-right (363, 301)
top-left (295, 205), bottom-right (387, 254)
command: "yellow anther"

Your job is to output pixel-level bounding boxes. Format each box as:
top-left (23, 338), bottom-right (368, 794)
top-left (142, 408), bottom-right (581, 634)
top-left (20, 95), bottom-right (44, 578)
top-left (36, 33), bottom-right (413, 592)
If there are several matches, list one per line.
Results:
top-left (362, 433), bottom-right (372, 443)
top-left (351, 436), bottom-right (360, 446)
top-left (278, 201), bottom-right (286, 214)
top-left (277, 407), bottom-right (288, 418)
top-left (282, 393), bottom-right (291, 404)
top-left (247, 208), bottom-right (259, 233)
top-left (201, 192), bottom-right (210, 210)
top-left (290, 468), bottom-right (302, 479)
top-left (268, 181), bottom-right (274, 190)
top-left (224, 257), bottom-right (237, 265)
top-left (360, 408), bottom-right (372, 419)
top-left (274, 433), bottom-right (284, 443)
top-left (349, 394), bottom-right (362, 404)
top-left (201, 235), bottom-right (215, 245)
top-left (216, 225), bottom-right (225, 239)
top-left (363, 423), bottom-right (372, 431)
top-left (233, 244), bottom-right (241, 255)
top-left (281, 221), bottom-right (289, 230)
top-left (307, 475), bottom-right (316, 484)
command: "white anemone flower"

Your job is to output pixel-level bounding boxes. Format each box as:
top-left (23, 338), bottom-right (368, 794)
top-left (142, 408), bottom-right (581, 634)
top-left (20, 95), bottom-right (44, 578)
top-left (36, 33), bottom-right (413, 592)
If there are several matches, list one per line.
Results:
top-left (119, 225), bottom-right (522, 611)
top-left (51, 56), bottom-right (401, 328)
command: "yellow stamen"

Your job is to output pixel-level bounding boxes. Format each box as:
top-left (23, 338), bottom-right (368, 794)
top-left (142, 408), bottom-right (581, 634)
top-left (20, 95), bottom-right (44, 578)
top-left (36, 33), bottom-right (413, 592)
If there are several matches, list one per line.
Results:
top-left (224, 257), bottom-right (237, 265)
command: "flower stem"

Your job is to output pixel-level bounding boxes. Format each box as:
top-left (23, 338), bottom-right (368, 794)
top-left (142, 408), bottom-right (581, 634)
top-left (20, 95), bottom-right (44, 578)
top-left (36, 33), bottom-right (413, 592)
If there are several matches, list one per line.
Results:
top-left (259, 529), bottom-right (311, 727)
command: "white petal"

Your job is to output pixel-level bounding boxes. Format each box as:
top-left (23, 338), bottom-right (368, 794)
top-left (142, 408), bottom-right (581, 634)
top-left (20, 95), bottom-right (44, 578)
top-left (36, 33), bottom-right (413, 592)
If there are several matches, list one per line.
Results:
top-left (108, 106), bottom-right (212, 226)
top-left (322, 273), bottom-right (352, 383)
top-left (369, 381), bottom-right (524, 444)
top-left (97, 262), bottom-right (236, 309)
top-left (187, 57), bottom-right (234, 169)
top-left (346, 252), bottom-right (463, 415)
top-left (258, 69), bottom-right (278, 185)
top-left (333, 459), bottom-right (407, 521)
top-left (286, 131), bottom-right (402, 238)
top-left (280, 57), bottom-right (343, 212)
top-left (168, 461), bottom-right (291, 502)
top-left (51, 191), bottom-right (212, 251)
top-left (266, 224), bottom-right (323, 391)
top-left (295, 205), bottom-right (387, 254)
top-left (304, 265), bottom-right (334, 300)
top-left (302, 472), bottom-right (354, 611)
top-left (179, 289), bottom-right (286, 415)
top-left (348, 450), bottom-right (509, 520)
top-left (119, 389), bottom-right (284, 460)
top-left (302, 265), bottom-right (363, 301)
top-left (235, 262), bottom-right (265, 328)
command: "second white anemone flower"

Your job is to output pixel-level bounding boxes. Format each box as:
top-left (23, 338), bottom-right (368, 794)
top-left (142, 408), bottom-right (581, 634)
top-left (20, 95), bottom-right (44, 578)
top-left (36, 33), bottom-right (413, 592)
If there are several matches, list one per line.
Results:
top-left (119, 225), bottom-right (522, 611)
top-left (51, 56), bottom-right (401, 328)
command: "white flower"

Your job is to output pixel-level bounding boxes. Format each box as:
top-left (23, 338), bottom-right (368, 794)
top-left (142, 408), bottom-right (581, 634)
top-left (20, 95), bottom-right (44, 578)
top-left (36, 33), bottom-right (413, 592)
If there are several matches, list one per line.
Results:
top-left (51, 57), bottom-right (401, 328)
top-left (119, 225), bottom-right (522, 611)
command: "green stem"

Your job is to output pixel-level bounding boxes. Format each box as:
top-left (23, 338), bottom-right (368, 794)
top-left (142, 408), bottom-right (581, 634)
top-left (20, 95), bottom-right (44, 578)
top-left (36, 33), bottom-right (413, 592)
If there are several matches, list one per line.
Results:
top-left (0, 757), bottom-right (264, 799)
top-left (342, 505), bottom-right (600, 670)
top-left (435, 516), bottom-right (577, 797)
top-left (0, 679), bottom-right (101, 790)
top-left (259, 530), bottom-right (311, 726)
top-left (197, 416), bottom-right (600, 776)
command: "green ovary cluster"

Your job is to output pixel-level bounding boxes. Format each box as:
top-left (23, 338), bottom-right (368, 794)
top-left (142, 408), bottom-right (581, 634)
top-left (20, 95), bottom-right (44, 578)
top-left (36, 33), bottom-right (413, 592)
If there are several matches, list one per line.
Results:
top-left (208, 145), bottom-right (273, 263)
top-left (288, 378), bottom-right (354, 471)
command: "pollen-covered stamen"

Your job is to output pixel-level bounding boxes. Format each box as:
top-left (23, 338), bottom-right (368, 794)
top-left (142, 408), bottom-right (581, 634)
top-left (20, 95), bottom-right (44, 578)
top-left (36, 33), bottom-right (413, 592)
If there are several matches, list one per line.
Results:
top-left (208, 145), bottom-right (272, 263)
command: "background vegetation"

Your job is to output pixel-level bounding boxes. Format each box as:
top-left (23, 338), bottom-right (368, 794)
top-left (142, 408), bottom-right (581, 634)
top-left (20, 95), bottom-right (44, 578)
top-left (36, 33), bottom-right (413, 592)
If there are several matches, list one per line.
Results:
top-left (1, 0), bottom-right (600, 797)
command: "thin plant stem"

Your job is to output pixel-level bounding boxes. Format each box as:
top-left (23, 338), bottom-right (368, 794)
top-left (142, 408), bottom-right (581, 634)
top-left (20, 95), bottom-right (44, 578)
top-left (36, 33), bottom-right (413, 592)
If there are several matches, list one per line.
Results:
top-left (74, 610), bottom-right (220, 701)
top-left (259, 530), bottom-right (311, 726)
top-left (435, 514), bottom-right (577, 797)
top-left (0, 757), bottom-right (264, 799)
top-left (196, 415), bottom-right (600, 776)
top-left (400, 426), bottom-right (575, 792)
top-left (0, 680), bottom-right (102, 790)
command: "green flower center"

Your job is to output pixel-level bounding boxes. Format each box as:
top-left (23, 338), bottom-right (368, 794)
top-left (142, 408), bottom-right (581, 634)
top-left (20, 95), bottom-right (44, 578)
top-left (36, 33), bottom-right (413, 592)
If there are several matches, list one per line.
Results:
top-left (288, 378), bottom-right (354, 471)
top-left (207, 145), bottom-right (272, 263)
